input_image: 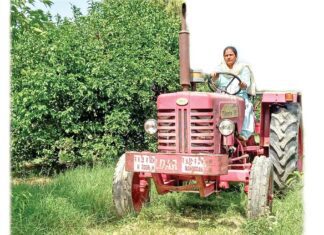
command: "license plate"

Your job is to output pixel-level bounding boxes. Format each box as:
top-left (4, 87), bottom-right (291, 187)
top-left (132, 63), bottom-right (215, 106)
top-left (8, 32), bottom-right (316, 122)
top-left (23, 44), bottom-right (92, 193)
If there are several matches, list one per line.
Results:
top-left (125, 152), bottom-right (228, 176)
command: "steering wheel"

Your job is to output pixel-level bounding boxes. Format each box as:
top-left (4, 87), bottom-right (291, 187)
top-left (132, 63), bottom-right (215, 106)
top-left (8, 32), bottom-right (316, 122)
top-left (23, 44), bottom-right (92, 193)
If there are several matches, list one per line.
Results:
top-left (207, 72), bottom-right (242, 95)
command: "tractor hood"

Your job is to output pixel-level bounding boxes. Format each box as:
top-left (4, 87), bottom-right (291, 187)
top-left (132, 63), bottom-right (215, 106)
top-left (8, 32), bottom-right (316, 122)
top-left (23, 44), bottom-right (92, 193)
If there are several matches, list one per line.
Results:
top-left (156, 91), bottom-right (245, 154)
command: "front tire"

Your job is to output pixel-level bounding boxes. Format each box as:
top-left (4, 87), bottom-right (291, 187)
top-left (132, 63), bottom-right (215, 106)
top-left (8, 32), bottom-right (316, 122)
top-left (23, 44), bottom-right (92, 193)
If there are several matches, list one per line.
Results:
top-left (247, 155), bottom-right (273, 218)
top-left (112, 154), bottom-right (151, 216)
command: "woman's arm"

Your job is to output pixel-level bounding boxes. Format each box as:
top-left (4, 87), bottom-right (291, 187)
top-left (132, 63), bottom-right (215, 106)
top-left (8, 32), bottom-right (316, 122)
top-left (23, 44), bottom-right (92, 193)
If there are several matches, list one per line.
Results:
top-left (239, 66), bottom-right (251, 89)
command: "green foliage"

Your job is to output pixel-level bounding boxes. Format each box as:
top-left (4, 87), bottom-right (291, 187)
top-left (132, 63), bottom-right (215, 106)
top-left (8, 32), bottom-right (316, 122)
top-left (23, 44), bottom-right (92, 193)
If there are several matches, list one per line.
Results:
top-left (11, 0), bottom-right (53, 41)
top-left (152, 0), bottom-right (184, 17)
top-left (11, 0), bottom-right (181, 174)
top-left (252, 93), bottom-right (262, 121)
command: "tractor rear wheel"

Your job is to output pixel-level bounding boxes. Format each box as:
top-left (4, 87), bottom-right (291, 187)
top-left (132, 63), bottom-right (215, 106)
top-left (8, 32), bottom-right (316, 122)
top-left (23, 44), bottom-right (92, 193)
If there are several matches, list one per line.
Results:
top-left (247, 155), bottom-right (273, 218)
top-left (112, 154), bottom-right (151, 216)
top-left (269, 106), bottom-right (300, 190)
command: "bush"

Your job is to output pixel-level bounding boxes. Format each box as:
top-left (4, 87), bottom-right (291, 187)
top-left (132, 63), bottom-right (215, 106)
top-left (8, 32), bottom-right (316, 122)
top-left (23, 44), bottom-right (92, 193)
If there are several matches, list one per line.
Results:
top-left (11, 0), bottom-right (181, 175)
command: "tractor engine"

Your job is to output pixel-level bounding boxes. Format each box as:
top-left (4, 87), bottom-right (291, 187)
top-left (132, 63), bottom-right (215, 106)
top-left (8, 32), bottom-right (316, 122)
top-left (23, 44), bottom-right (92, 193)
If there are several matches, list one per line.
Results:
top-left (156, 91), bottom-right (245, 155)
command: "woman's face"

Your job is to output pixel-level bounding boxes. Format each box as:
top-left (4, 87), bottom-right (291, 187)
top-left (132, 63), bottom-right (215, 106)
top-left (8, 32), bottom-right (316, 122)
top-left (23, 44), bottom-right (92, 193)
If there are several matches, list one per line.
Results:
top-left (223, 49), bottom-right (237, 68)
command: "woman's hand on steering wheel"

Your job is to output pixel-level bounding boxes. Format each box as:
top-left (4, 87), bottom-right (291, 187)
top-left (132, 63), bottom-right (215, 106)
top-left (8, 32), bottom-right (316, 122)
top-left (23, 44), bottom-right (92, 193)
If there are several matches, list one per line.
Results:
top-left (207, 72), bottom-right (242, 95)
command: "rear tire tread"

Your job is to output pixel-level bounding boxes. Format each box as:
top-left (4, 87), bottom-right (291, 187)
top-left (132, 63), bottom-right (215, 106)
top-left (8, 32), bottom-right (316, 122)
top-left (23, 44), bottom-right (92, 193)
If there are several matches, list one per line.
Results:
top-left (270, 106), bottom-right (300, 189)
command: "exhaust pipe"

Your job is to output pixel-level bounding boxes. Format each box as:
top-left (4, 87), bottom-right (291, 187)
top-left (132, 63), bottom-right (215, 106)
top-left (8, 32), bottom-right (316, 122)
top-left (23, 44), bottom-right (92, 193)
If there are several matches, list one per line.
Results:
top-left (179, 3), bottom-right (190, 91)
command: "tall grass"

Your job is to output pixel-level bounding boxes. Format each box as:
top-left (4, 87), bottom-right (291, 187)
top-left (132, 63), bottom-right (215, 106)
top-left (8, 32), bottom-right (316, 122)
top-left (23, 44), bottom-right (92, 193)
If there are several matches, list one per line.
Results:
top-left (12, 166), bottom-right (116, 235)
top-left (12, 167), bottom-right (303, 234)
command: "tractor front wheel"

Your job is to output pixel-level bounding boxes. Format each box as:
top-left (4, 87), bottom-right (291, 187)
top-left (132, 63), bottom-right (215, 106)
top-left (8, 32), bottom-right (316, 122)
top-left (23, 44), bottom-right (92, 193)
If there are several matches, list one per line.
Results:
top-left (247, 155), bottom-right (274, 218)
top-left (112, 154), bottom-right (151, 217)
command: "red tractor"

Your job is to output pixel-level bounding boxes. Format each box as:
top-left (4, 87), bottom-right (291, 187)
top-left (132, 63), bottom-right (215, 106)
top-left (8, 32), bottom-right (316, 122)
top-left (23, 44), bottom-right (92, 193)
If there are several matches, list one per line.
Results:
top-left (112, 3), bottom-right (303, 218)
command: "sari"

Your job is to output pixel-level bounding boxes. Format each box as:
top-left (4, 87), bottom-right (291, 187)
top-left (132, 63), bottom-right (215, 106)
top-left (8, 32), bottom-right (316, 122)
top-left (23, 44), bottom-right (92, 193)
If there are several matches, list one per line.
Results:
top-left (215, 61), bottom-right (256, 139)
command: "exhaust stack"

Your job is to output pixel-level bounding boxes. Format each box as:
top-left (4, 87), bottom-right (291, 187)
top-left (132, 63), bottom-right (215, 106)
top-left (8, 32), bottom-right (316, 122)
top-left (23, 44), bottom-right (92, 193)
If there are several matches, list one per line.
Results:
top-left (179, 3), bottom-right (190, 91)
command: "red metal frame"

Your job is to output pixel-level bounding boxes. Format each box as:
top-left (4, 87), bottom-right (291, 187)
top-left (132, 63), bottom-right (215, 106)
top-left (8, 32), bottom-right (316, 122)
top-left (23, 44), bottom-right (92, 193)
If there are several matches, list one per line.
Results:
top-left (132, 172), bottom-right (150, 212)
top-left (258, 91), bottom-right (303, 172)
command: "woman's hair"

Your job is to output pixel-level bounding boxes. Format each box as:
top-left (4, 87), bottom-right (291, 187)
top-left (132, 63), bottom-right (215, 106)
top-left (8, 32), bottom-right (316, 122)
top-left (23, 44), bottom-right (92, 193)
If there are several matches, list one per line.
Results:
top-left (223, 46), bottom-right (237, 57)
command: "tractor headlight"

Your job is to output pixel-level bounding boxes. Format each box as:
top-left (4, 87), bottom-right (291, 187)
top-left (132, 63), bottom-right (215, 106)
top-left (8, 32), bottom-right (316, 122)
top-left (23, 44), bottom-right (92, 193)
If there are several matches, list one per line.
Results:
top-left (144, 119), bottom-right (157, 134)
top-left (218, 119), bottom-right (235, 136)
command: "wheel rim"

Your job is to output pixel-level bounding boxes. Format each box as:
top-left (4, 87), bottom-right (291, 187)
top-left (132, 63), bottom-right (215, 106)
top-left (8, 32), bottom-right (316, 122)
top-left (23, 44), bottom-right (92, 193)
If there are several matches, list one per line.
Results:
top-left (132, 173), bottom-right (150, 212)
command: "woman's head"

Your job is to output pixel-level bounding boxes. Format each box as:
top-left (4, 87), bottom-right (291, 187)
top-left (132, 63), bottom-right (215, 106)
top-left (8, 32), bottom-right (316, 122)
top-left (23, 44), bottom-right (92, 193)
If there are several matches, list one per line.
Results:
top-left (223, 46), bottom-right (237, 69)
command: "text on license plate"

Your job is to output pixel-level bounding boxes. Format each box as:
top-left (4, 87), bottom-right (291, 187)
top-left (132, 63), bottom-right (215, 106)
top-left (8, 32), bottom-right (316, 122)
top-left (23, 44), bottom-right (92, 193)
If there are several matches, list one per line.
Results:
top-left (133, 154), bottom-right (207, 173)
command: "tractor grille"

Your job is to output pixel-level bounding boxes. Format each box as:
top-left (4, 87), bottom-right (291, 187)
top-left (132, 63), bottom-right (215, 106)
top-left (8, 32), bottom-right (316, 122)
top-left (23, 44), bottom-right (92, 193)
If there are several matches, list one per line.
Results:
top-left (158, 108), bottom-right (215, 153)
top-left (157, 109), bottom-right (176, 153)
top-left (190, 109), bottom-right (214, 153)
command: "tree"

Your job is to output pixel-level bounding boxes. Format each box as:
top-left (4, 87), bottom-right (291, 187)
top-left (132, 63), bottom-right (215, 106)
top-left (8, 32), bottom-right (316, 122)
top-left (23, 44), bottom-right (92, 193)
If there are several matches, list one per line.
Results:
top-left (11, 0), bottom-right (181, 175)
top-left (11, 0), bottom-right (53, 41)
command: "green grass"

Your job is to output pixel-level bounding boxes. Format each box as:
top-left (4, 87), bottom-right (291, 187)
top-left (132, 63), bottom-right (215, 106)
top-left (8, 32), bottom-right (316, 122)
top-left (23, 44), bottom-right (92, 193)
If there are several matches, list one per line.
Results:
top-left (12, 167), bottom-right (303, 235)
top-left (12, 166), bottom-right (116, 235)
